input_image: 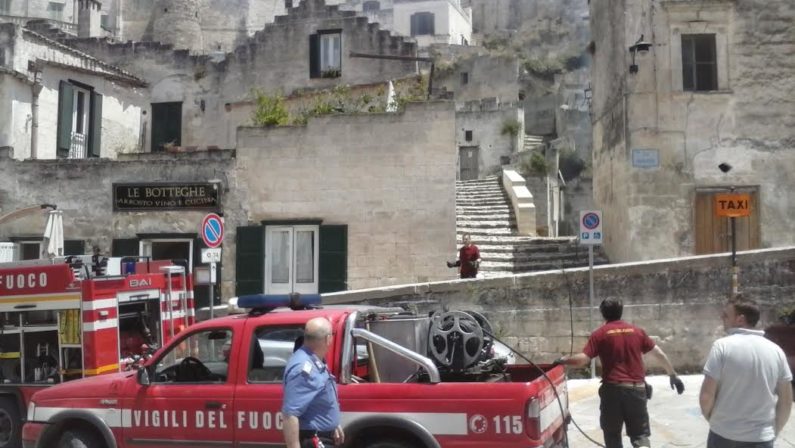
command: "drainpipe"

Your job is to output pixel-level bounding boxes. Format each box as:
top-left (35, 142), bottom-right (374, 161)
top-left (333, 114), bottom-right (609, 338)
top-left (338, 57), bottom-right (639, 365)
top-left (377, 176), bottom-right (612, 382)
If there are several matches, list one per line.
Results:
top-left (29, 62), bottom-right (42, 160)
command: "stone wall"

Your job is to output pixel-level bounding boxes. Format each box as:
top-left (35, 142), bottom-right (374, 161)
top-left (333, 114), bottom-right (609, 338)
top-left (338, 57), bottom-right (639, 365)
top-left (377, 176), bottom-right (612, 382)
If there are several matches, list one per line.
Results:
top-left (590, 0), bottom-right (795, 262)
top-left (325, 246), bottom-right (795, 371)
top-left (455, 99), bottom-right (522, 178)
top-left (234, 100), bottom-right (458, 290)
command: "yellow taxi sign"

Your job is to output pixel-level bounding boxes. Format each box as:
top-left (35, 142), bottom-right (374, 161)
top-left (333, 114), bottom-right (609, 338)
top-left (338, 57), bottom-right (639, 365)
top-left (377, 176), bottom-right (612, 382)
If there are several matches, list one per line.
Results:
top-left (715, 193), bottom-right (751, 218)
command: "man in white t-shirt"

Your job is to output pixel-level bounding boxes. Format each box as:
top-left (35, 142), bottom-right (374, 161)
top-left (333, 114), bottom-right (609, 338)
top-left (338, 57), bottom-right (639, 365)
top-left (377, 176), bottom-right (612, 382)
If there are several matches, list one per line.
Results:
top-left (700, 298), bottom-right (793, 448)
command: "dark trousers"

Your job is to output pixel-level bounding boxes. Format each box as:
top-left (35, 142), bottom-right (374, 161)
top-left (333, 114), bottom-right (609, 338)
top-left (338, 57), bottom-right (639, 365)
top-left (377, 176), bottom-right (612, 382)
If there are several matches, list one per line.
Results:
top-left (299, 430), bottom-right (335, 448)
top-left (707, 431), bottom-right (774, 448)
top-left (599, 383), bottom-right (651, 448)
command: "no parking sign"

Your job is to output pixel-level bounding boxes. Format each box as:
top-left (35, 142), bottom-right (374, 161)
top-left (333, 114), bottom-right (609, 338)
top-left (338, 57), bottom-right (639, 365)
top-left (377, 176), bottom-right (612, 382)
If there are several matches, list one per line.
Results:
top-left (579, 210), bottom-right (603, 245)
top-left (201, 213), bottom-right (224, 248)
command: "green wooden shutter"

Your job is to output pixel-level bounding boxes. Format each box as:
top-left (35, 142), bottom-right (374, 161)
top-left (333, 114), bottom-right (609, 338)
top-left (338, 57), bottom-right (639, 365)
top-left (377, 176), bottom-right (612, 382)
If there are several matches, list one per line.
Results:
top-left (63, 240), bottom-right (85, 256)
top-left (89, 91), bottom-right (103, 157)
top-left (57, 81), bottom-right (74, 154)
top-left (319, 225), bottom-right (347, 293)
top-left (235, 226), bottom-right (264, 296)
top-left (111, 238), bottom-right (139, 257)
top-left (309, 34), bottom-right (320, 78)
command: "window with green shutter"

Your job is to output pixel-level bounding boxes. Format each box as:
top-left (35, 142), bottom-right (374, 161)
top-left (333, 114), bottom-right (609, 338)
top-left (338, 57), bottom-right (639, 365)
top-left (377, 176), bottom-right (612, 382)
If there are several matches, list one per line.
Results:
top-left (56, 81), bottom-right (75, 157)
top-left (112, 238), bottom-right (139, 257)
top-left (63, 240), bottom-right (85, 256)
top-left (235, 226), bottom-right (264, 296)
top-left (319, 225), bottom-right (347, 293)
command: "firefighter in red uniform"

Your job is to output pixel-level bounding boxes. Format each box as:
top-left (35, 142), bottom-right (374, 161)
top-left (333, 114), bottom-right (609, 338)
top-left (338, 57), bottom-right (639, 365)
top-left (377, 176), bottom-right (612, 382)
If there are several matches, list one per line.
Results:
top-left (447, 233), bottom-right (481, 279)
top-left (555, 299), bottom-right (686, 448)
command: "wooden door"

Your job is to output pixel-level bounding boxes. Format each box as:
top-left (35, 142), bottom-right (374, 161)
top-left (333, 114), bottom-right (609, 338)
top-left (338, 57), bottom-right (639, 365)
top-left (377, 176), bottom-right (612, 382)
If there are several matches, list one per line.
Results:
top-left (459, 146), bottom-right (479, 181)
top-left (694, 188), bottom-right (760, 255)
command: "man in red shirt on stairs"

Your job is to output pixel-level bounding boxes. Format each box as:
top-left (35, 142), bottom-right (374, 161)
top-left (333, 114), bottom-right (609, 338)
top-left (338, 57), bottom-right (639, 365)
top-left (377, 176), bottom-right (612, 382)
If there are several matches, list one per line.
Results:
top-left (555, 299), bottom-right (686, 448)
top-left (447, 233), bottom-right (481, 279)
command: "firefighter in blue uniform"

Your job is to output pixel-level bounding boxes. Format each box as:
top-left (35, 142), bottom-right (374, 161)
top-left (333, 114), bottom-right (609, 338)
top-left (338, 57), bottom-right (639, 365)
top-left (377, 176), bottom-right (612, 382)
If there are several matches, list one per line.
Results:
top-left (282, 317), bottom-right (344, 448)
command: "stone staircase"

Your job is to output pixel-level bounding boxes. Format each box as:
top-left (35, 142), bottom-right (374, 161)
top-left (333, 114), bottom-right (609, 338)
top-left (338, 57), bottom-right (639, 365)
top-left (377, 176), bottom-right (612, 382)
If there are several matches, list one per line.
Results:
top-left (456, 176), bottom-right (608, 277)
top-left (523, 134), bottom-right (545, 152)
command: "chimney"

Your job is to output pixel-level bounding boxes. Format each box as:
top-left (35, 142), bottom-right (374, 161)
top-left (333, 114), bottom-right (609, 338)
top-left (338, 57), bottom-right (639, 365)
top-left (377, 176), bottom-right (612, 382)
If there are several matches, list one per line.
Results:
top-left (78, 0), bottom-right (102, 38)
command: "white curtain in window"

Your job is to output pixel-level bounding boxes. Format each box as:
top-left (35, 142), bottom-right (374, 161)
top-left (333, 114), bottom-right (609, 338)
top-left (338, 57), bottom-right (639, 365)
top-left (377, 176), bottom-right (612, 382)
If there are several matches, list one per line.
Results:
top-left (295, 230), bottom-right (314, 284)
top-left (320, 34), bottom-right (341, 71)
top-left (271, 230), bottom-right (290, 284)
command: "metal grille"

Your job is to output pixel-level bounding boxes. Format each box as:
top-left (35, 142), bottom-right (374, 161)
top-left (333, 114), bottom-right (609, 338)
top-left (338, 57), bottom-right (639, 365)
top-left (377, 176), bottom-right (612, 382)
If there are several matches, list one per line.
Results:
top-left (68, 132), bottom-right (87, 159)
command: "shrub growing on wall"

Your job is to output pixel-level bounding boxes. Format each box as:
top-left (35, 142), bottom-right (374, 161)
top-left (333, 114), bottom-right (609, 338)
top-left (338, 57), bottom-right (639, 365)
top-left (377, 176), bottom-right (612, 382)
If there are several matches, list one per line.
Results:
top-left (251, 90), bottom-right (290, 126)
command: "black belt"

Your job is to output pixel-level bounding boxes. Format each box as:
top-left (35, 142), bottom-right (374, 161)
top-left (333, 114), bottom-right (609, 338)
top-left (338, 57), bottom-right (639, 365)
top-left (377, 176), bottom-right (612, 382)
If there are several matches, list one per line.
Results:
top-left (604, 381), bottom-right (646, 388)
top-left (299, 429), bottom-right (334, 439)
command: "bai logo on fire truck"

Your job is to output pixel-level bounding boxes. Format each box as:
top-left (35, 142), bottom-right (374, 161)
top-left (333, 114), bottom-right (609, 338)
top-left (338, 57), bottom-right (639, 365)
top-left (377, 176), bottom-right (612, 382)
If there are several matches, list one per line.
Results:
top-left (0, 272), bottom-right (48, 291)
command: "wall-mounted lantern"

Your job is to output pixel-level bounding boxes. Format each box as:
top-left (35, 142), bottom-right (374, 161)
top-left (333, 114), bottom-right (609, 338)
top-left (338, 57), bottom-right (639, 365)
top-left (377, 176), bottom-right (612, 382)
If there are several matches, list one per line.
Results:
top-left (628, 34), bottom-right (652, 74)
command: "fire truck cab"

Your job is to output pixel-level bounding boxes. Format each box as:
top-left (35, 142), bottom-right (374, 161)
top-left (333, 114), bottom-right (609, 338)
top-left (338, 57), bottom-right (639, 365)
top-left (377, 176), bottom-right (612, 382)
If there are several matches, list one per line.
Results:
top-left (0, 257), bottom-right (194, 448)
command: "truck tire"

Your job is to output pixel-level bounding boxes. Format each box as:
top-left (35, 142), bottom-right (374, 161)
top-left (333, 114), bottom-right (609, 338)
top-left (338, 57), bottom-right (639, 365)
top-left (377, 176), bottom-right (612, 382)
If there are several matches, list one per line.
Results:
top-left (57, 429), bottom-right (103, 448)
top-left (0, 397), bottom-right (21, 448)
top-left (365, 440), bottom-right (413, 448)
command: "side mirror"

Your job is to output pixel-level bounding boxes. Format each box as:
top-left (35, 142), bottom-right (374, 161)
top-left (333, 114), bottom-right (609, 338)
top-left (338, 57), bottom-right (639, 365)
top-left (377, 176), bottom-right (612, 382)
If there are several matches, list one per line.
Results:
top-left (137, 367), bottom-right (151, 386)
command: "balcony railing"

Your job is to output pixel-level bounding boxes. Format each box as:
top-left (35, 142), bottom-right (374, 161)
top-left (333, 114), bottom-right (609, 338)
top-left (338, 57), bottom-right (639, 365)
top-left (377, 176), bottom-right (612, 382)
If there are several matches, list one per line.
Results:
top-left (68, 132), bottom-right (87, 159)
top-left (0, 14), bottom-right (78, 35)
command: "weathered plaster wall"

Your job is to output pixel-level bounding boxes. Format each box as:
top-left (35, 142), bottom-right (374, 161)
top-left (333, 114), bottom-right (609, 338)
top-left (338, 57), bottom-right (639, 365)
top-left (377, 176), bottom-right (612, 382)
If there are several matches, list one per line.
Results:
top-left (591, 0), bottom-right (795, 262)
top-left (235, 101), bottom-right (457, 290)
top-left (0, 24), bottom-right (147, 160)
top-left (69, 0), bottom-right (418, 149)
top-left (325, 246), bottom-right (795, 371)
top-left (432, 48), bottom-right (520, 103)
top-left (456, 99), bottom-right (522, 177)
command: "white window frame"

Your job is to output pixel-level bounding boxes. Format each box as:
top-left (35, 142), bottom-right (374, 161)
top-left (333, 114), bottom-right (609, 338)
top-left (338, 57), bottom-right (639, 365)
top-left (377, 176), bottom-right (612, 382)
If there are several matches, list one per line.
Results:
top-left (139, 239), bottom-right (194, 272)
top-left (0, 0), bottom-right (11, 15)
top-left (15, 241), bottom-right (42, 261)
top-left (264, 225), bottom-right (319, 295)
top-left (319, 33), bottom-right (341, 72)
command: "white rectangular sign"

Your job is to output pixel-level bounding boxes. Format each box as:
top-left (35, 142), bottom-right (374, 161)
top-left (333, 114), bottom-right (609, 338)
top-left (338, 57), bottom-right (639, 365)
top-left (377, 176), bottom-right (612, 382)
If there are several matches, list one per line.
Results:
top-left (201, 248), bottom-right (222, 264)
top-left (579, 210), bottom-right (603, 245)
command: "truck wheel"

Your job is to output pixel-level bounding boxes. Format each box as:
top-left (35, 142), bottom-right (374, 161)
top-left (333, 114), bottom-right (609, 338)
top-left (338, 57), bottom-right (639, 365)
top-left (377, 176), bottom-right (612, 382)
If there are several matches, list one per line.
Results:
top-left (0, 397), bottom-right (21, 448)
top-left (57, 429), bottom-right (103, 448)
top-left (366, 440), bottom-right (413, 448)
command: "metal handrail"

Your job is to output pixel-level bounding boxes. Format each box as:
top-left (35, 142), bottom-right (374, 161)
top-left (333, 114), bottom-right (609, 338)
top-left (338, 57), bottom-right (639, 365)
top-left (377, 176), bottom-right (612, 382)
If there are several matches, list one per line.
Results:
top-left (351, 327), bottom-right (441, 384)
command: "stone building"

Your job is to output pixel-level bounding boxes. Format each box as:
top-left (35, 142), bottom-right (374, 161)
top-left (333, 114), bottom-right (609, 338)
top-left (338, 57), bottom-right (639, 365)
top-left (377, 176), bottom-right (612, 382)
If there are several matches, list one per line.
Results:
top-left (590, 0), bottom-right (795, 262)
top-left (66, 0), bottom-right (418, 151)
top-left (0, 101), bottom-right (457, 304)
top-left (0, 22), bottom-right (147, 160)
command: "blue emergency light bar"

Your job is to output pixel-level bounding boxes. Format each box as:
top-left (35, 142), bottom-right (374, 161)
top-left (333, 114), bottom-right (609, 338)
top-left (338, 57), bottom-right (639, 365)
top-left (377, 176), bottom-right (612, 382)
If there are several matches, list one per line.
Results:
top-left (237, 293), bottom-right (322, 311)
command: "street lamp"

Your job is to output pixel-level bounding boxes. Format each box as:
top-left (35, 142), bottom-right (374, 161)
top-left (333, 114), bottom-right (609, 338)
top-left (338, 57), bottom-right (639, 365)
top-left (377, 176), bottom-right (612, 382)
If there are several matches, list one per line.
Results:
top-left (718, 162), bottom-right (739, 297)
top-left (628, 34), bottom-right (652, 74)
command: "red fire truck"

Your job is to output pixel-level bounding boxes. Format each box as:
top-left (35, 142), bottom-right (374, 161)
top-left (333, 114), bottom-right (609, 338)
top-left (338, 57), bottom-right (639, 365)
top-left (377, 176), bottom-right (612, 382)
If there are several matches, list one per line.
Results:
top-left (22, 294), bottom-right (569, 448)
top-left (0, 258), bottom-right (195, 448)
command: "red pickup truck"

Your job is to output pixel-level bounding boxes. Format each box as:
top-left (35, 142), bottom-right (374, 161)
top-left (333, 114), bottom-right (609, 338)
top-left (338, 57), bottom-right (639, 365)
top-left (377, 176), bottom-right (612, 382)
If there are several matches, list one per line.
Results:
top-left (22, 296), bottom-right (569, 448)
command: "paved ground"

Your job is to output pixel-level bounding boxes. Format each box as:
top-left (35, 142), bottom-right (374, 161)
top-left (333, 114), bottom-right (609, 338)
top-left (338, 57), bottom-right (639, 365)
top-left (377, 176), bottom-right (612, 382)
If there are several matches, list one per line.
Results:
top-left (565, 374), bottom-right (795, 448)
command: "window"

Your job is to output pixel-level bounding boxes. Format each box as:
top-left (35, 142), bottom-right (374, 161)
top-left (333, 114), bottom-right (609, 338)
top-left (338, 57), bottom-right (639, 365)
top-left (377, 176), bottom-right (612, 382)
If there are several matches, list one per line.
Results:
top-left (0, 0), bottom-right (10, 15)
top-left (153, 329), bottom-right (232, 383)
top-left (681, 34), bottom-right (718, 91)
top-left (57, 81), bottom-right (102, 159)
top-left (461, 72), bottom-right (469, 85)
top-left (151, 102), bottom-right (182, 152)
top-left (309, 32), bottom-right (342, 78)
top-left (19, 242), bottom-right (41, 260)
top-left (47, 2), bottom-right (64, 21)
top-left (465, 130), bottom-right (473, 142)
top-left (100, 14), bottom-right (109, 29)
top-left (248, 325), bottom-right (305, 383)
top-left (265, 225), bottom-right (319, 294)
top-left (410, 12), bottom-right (435, 36)
top-left (363, 0), bottom-right (379, 13)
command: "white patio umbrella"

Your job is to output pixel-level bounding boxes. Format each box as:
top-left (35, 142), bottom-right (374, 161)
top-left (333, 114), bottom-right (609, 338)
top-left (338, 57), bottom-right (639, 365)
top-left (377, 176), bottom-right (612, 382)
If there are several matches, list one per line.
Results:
top-left (41, 210), bottom-right (64, 259)
top-left (386, 80), bottom-right (398, 113)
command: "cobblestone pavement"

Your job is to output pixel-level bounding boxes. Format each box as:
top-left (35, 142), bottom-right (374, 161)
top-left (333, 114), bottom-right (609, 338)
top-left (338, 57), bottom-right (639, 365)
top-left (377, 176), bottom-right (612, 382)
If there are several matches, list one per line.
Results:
top-left (565, 375), bottom-right (795, 448)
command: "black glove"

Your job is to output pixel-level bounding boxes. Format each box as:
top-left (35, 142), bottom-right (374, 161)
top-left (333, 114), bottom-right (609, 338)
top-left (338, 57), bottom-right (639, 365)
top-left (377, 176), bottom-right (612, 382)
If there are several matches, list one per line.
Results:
top-left (669, 374), bottom-right (685, 394)
top-left (552, 357), bottom-right (566, 367)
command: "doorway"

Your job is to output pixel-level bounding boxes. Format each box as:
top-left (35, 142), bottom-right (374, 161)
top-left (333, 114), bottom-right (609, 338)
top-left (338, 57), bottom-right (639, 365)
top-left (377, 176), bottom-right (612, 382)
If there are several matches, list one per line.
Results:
top-left (694, 188), bottom-right (760, 255)
top-left (264, 226), bottom-right (319, 295)
top-left (140, 239), bottom-right (193, 270)
top-left (459, 146), bottom-right (479, 181)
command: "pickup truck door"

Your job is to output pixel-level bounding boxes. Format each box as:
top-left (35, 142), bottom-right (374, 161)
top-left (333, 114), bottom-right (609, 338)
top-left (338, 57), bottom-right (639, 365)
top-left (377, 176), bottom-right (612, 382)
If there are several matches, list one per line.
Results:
top-left (123, 327), bottom-right (236, 448)
top-left (234, 324), bottom-right (305, 446)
